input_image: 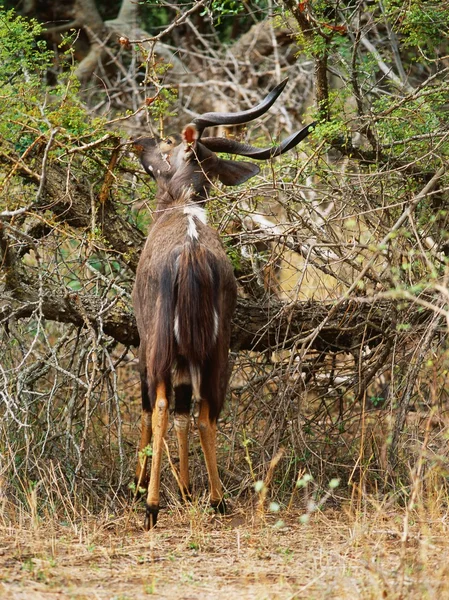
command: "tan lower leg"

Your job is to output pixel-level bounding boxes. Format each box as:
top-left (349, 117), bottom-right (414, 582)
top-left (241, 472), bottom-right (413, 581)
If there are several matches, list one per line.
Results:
top-left (135, 410), bottom-right (152, 487)
top-left (198, 401), bottom-right (223, 505)
top-left (174, 413), bottom-right (190, 498)
top-left (146, 383), bottom-right (169, 509)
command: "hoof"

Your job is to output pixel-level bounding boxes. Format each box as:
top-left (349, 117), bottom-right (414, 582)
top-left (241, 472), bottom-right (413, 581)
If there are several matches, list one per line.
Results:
top-left (144, 504), bottom-right (159, 530)
top-left (211, 498), bottom-right (226, 515)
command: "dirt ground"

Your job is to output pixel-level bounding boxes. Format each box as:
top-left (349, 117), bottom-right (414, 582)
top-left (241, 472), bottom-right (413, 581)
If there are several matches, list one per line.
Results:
top-left (1, 502), bottom-right (449, 600)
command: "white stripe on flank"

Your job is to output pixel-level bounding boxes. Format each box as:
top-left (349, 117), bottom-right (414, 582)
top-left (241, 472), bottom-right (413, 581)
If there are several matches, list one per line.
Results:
top-left (213, 309), bottom-right (219, 342)
top-left (174, 310), bottom-right (219, 350)
top-left (174, 312), bottom-right (180, 344)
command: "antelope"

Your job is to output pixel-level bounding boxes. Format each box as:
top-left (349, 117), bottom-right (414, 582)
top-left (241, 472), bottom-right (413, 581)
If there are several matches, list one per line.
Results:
top-left (132, 78), bottom-right (314, 529)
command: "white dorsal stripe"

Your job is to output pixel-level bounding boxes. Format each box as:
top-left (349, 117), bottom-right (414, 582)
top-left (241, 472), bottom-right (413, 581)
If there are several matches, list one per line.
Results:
top-left (186, 215), bottom-right (198, 240)
top-left (184, 204), bottom-right (207, 224)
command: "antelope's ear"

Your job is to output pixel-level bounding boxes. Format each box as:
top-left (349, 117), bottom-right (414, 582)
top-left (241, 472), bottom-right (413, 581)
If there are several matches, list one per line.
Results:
top-left (182, 123), bottom-right (199, 146)
top-left (217, 158), bottom-right (260, 186)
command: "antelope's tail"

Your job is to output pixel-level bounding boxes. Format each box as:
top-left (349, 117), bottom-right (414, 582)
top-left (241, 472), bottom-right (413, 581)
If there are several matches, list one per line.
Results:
top-left (149, 245), bottom-right (220, 381)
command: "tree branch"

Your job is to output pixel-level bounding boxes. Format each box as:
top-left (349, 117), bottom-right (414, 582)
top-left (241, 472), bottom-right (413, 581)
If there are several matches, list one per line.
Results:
top-left (0, 140), bottom-right (145, 269)
top-left (0, 258), bottom-right (432, 356)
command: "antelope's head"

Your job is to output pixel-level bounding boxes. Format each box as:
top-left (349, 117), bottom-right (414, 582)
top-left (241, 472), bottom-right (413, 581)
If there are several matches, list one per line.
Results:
top-left (133, 79), bottom-right (315, 201)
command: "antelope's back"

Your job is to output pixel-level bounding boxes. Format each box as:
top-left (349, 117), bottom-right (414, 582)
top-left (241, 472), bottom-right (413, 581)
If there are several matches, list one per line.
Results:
top-left (132, 210), bottom-right (236, 347)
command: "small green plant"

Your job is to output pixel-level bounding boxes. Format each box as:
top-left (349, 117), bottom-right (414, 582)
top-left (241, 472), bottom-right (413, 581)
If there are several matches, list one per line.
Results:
top-left (370, 395), bottom-right (385, 407)
top-left (181, 571), bottom-right (196, 583)
top-left (144, 581), bottom-right (156, 594)
top-left (188, 540), bottom-right (200, 550)
top-left (21, 557), bottom-right (35, 573)
top-left (139, 445), bottom-right (153, 460)
top-left (296, 475), bottom-right (340, 524)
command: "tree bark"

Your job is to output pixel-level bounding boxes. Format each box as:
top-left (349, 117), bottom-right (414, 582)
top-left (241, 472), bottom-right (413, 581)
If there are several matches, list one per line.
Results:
top-left (282, 0), bottom-right (330, 120)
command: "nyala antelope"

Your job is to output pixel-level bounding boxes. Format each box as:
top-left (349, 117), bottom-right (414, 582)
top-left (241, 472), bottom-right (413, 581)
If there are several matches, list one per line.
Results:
top-left (132, 79), bottom-right (314, 529)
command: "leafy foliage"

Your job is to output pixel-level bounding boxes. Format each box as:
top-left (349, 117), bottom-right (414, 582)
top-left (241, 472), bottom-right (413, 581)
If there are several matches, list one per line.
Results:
top-left (0, 9), bottom-right (52, 84)
top-left (384, 0), bottom-right (449, 52)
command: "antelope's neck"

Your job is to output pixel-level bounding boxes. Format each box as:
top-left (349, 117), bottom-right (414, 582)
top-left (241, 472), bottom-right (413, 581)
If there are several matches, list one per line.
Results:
top-left (153, 190), bottom-right (208, 232)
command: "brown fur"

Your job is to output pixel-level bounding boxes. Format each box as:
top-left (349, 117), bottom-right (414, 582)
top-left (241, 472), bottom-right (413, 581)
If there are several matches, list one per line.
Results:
top-left (132, 129), bottom-right (243, 528)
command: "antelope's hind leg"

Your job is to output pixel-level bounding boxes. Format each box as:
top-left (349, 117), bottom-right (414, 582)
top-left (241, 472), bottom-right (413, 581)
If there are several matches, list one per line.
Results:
top-left (197, 350), bottom-right (230, 514)
top-left (144, 380), bottom-right (169, 530)
top-left (198, 399), bottom-right (226, 514)
top-left (173, 366), bottom-right (193, 502)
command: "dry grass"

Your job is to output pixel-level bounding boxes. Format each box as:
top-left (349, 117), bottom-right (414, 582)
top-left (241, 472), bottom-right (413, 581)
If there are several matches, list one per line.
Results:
top-left (2, 325), bottom-right (449, 599)
top-left (2, 360), bottom-right (449, 599)
top-left (1, 490), bottom-right (449, 600)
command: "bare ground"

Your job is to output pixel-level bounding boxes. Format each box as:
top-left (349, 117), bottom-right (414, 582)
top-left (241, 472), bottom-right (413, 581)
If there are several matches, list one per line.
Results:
top-left (2, 501), bottom-right (449, 600)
